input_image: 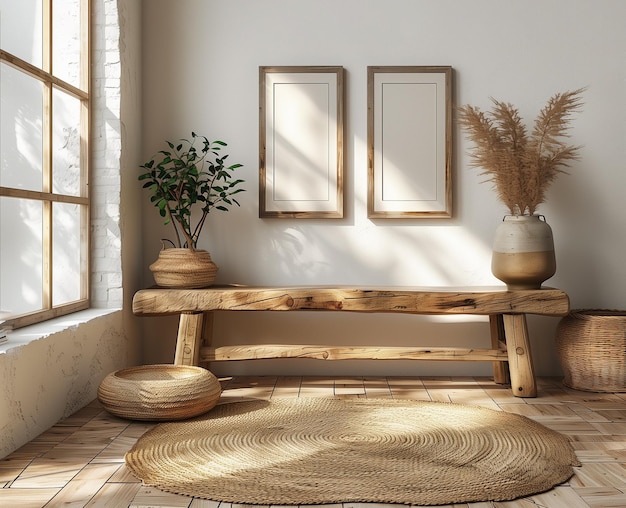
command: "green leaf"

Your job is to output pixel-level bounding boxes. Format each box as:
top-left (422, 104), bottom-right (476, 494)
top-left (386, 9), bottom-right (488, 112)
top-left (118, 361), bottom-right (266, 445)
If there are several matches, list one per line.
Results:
top-left (141, 132), bottom-right (246, 242)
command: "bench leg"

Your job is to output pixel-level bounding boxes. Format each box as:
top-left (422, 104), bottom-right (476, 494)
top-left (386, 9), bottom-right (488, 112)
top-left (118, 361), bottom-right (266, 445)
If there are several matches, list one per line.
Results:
top-left (503, 314), bottom-right (537, 397)
top-left (489, 315), bottom-right (510, 385)
top-left (174, 312), bottom-right (204, 366)
top-left (199, 312), bottom-right (214, 368)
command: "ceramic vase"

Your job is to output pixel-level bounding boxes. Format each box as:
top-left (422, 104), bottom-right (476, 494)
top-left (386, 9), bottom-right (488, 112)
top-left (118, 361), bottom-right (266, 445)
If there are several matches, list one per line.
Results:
top-left (149, 248), bottom-right (218, 288)
top-left (491, 214), bottom-right (556, 290)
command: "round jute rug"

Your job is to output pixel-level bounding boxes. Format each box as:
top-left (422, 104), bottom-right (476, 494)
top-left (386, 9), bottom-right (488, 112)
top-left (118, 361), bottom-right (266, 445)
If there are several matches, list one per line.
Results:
top-left (125, 398), bottom-right (580, 506)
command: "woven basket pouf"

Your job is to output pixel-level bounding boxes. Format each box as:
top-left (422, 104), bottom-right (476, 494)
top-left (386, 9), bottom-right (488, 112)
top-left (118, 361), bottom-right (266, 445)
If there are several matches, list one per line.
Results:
top-left (556, 310), bottom-right (626, 392)
top-left (97, 364), bottom-right (221, 420)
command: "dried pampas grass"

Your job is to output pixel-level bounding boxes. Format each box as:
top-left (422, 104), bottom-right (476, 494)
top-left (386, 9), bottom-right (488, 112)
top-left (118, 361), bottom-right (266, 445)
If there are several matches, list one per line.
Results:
top-left (457, 89), bottom-right (584, 215)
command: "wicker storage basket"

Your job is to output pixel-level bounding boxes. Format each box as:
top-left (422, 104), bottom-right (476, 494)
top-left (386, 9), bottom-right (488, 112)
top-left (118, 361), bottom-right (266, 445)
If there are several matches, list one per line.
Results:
top-left (556, 310), bottom-right (626, 392)
top-left (149, 248), bottom-right (218, 288)
top-left (97, 364), bottom-right (221, 421)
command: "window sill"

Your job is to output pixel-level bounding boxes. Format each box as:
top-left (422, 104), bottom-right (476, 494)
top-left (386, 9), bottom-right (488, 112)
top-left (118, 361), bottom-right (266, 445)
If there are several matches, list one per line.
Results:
top-left (0, 308), bottom-right (120, 354)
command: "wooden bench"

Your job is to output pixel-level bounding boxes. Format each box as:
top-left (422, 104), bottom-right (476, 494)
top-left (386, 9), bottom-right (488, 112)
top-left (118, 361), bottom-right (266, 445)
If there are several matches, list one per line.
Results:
top-left (132, 285), bottom-right (570, 397)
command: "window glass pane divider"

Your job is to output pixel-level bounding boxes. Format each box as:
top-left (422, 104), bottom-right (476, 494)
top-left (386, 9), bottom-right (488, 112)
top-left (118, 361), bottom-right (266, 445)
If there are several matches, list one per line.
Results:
top-left (43, 0), bottom-right (52, 73)
top-left (0, 187), bottom-right (89, 205)
top-left (43, 200), bottom-right (52, 311)
top-left (1, 50), bottom-right (89, 100)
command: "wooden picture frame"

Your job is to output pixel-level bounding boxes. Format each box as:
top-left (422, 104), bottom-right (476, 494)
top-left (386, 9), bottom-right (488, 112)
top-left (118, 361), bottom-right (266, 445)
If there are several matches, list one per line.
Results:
top-left (367, 66), bottom-right (452, 218)
top-left (259, 66), bottom-right (344, 218)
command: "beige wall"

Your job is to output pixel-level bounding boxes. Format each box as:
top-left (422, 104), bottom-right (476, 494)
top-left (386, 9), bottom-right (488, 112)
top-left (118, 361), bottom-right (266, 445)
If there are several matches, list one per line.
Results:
top-left (0, 310), bottom-right (132, 457)
top-left (139, 0), bottom-right (625, 377)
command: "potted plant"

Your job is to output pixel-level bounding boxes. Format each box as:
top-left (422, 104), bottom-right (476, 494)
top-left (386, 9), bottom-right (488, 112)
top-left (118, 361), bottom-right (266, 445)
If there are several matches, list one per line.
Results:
top-left (139, 131), bottom-right (245, 287)
top-left (457, 89), bottom-right (584, 289)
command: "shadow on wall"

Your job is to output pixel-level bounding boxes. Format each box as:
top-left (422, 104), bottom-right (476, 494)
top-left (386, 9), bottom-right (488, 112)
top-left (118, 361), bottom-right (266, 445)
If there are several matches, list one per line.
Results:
top-left (247, 222), bottom-right (494, 287)
top-left (547, 157), bottom-right (611, 308)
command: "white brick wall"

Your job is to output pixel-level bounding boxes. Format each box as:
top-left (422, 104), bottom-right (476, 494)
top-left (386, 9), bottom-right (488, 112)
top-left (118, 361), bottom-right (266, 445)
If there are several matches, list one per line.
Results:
top-left (91, 0), bottom-right (122, 309)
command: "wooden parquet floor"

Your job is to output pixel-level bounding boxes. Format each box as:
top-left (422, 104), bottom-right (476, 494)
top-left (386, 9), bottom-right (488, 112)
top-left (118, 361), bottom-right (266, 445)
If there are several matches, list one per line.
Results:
top-left (2, 375), bottom-right (626, 507)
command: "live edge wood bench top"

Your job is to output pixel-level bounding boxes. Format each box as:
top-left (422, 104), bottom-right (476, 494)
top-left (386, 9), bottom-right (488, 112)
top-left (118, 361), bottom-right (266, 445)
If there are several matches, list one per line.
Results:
top-left (132, 286), bottom-right (570, 398)
top-left (132, 285), bottom-right (569, 316)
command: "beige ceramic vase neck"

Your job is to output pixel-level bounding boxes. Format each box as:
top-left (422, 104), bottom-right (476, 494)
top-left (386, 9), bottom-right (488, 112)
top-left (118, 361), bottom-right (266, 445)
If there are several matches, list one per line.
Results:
top-left (491, 214), bottom-right (556, 290)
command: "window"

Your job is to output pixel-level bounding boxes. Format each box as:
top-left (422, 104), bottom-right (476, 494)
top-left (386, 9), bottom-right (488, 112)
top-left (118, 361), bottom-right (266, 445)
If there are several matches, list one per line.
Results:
top-left (0, 0), bottom-right (90, 328)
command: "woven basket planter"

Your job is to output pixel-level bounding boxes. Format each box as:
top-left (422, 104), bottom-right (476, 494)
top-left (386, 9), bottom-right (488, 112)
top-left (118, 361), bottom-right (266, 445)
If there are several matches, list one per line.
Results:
top-left (97, 364), bottom-right (221, 421)
top-left (149, 248), bottom-right (218, 288)
top-left (556, 310), bottom-right (626, 392)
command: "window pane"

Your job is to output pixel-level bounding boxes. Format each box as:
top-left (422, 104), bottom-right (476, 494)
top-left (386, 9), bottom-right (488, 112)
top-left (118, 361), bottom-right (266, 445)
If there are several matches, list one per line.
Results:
top-left (0, 196), bottom-right (43, 317)
top-left (0, 62), bottom-right (43, 191)
top-left (52, 88), bottom-right (81, 196)
top-left (0, 0), bottom-right (89, 328)
top-left (0, 0), bottom-right (43, 68)
top-left (52, 0), bottom-right (81, 87)
top-left (53, 201), bottom-right (81, 305)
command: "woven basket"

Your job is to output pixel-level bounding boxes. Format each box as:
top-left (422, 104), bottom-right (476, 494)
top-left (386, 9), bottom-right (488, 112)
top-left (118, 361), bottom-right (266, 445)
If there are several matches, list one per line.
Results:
top-left (97, 364), bottom-right (221, 421)
top-left (149, 248), bottom-right (218, 288)
top-left (556, 310), bottom-right (626, 392)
